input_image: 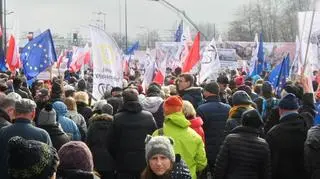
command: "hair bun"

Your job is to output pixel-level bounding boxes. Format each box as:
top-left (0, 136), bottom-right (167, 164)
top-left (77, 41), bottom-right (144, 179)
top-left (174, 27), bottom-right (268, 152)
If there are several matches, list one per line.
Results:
top-left (44, 103), bottom-right (53, 111)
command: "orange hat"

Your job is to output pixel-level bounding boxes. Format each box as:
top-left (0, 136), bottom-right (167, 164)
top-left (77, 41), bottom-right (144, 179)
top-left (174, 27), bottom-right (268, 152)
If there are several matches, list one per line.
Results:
top-left (164, 96), bottom-right (183, 115)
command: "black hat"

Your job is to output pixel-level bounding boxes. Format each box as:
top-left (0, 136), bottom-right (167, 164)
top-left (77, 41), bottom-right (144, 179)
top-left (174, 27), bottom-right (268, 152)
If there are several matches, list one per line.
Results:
top-left (241, 109), bottom-right (263, 129)
top-left (237, 85), bottom-right (252, 95)
top-left (262, 81), bottom-right (273, 94)
top-left (279, 93), bottom-right (299, 110)
top-left (111, 87), bottom-right (122, 94)
top-left (204, 82), bottom-right (220, 95)
top-left (232, 90), bottom-right (253, 106)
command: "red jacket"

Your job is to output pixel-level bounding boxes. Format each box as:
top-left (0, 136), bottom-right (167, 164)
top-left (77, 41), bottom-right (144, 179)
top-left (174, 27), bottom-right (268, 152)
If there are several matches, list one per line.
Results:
top-left (189, 116), bottom-right (205, 144)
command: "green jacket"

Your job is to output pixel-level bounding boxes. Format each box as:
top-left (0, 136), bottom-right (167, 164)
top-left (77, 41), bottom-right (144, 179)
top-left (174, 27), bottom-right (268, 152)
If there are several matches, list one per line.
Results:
top-left (153, 112), bottom-right (207, 179)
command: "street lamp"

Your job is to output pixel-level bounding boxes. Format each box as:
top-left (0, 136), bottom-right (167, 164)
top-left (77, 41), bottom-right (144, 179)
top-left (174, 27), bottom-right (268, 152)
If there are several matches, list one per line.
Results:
top-left (93, 11), bottom-right (107, 30)
top-left (150, 0), bottom-right (208, 40)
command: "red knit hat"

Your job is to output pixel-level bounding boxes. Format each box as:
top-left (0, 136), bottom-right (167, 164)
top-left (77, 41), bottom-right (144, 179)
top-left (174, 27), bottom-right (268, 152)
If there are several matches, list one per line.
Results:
top-left (164, 96), bottom-right (183, 115)
top-left (235, 76), bottom-right (244, 86)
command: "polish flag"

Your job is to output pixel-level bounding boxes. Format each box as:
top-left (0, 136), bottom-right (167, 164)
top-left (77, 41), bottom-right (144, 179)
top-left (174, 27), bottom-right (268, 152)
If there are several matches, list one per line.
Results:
top-left (56, 50), bottom-right (65, 68)
top-left (182, 32), bottom-right (200, 72)
top-left (6, 34), bottom-right (20, 72)
top-left (69, 44), bottom-right (90, 73)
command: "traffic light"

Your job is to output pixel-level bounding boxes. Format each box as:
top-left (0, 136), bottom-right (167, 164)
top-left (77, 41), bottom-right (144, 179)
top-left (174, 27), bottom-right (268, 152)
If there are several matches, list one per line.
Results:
top-left (73, 33), bottom-right (78, 45)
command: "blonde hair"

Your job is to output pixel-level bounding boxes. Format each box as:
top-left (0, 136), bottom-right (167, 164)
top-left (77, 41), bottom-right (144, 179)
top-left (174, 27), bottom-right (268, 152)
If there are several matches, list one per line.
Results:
top-left (74, 91), bottom-right (89, 105)
top-left (182, 100), bottom-right (196, 119)
top-left (64, 97), bottom-right (77, 111)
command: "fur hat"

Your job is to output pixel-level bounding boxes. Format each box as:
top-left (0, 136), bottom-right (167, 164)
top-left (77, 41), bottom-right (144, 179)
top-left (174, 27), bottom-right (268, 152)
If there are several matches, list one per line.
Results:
top-left (58, 141), bottom-right (93, 172)
top-left (7, 136), bottom-right (59, 179)
top-left (74, 91), bottom-right (89, 105)
top-left (145, 135), bottom-right (175, 163)
top-left (164, 96), bottom-right (183, 115)
top-left (279, 93), bottom-right (299, 110)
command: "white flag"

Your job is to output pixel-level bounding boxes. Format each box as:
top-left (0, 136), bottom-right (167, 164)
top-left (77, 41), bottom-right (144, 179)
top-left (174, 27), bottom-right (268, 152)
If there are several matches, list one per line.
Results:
top-left (90, 27), bottom-right (123, 100)
top-left (142, 48), bottom-right (156, 91)
top-left (199, 37), bottom-right (221, 83)
top-left (249, 33), bottom-right (259, 75)
top-left (290, 36), bottom-right (301, 76)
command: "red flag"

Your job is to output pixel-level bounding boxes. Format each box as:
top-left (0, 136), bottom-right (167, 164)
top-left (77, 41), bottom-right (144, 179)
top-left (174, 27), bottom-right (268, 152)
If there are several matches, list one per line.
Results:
top-left (153, 70), bottom-right (164, 85)
top-left (56, 50), bottom-right (65, 68)
top-left (69, 45), bottom-right (91, 73)
top-left (182, 32), bottom-right (200, 72)
top-left (6, 34), bottom-right (20, 72)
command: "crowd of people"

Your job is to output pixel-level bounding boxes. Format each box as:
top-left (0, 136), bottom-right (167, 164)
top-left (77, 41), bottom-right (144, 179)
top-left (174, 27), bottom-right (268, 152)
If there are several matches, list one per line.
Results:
top-left (0, 67), bottom-right (319, 179)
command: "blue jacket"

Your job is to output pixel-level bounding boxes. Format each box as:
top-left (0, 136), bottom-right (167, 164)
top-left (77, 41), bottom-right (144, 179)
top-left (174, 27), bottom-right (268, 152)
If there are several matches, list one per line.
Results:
top-left (0, 118), bottom-right (52, 179)
top-left (180, 87), bottom-right (203, 109)
top-left (53, 101), bottom-right (81, 141)
top-left (196, 95), bottom-right (231, 165)
top-left (314, 102), bottom-right (320, 125)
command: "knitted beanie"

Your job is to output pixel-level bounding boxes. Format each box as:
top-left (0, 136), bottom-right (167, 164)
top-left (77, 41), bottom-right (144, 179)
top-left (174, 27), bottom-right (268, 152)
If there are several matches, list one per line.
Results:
top-left (38, 104), bottom-right (57, 126)
top-left (58, 141), bottom-right (93, 172)
top-left (7, 136), bottom-right (59, 179)
top-left (145, 135), bottom-right (175, 164)
top-left (232, 90), bottom-right (253, 106)
top-left (279, 93), bottom-right (299, 110)
top-left (241, 109), bottom-right (263, 129)
top-left (164, 95), bottom-right (183, 115)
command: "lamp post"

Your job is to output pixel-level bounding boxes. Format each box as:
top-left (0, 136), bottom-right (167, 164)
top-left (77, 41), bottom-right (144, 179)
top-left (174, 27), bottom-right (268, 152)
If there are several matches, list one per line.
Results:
top-left (93, 11), bottom-right (106, 30)
top-left (150, 0), bottom-right (208, 40)
top-left (125, 0), bottom-right (128, 50)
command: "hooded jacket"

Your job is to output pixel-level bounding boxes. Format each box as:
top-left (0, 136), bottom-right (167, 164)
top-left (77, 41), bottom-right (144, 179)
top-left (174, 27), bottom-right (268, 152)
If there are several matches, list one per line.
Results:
top-left (0, 108), bottom-right (11, 130)
top-left (66, 110), bottom-right (87, 141)
top-left (305, 125), bottom-right (320, 179)
top-left (188, 116), bottom-right (205, 143)
top-left (180, 87), bottom-right (203, 109)
top-left (53, 102), bottom-right (81, 141)
top-left (140, 96), bottom-right (164, 128)
top-left (153, 112), bottom-right (207, 179)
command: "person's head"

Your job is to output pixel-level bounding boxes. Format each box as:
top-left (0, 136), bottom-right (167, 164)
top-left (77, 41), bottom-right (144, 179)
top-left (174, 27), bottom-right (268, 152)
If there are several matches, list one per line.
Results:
top-left (8, 136), bottom-right (59, 179)
top-left (178, 73), bottom-right (194, 91)
top-left (74, 91), bottom-right (89, 105)
top-left (278, 93), bottom-right (299, 117)
top-left (203, 82), bottom-right (220, 98)
top-left (237, 85), bottom-right (252, 96)
top-left (52, 101), bottom-right (68, 117)
top-left (0, 94), bottom-right (16, 120)
top-left (232, 90), bottom-right (253, 106)
top-left (234, 76), bottom-right (244, 88)
top-left (12, 76), bottom-right (23, 89)
top-left (111, 87), bottom-right (123, 97)
top-left (77, 79), bottom-right (87, 91)
top-left (122, 88), bottom-right (139, 103)
top-left (14, 99), bottom-right (37, 120)
top-left (147, 84), bottom-right (162, 97)
top-left (143, 135), bottom-right (175, 177)
top-left (254, 84), bottom-right (262, 95)
top-left (261, 81), bottom-right (273, 98)
top-left (241, 109), bottom-right (263, 129)
top-left (163, 96), bottom-right (183, 116)
top-left (57, 141), bottom-right (94, 177)
top-left (217, 75), bottom-right (229, 90)
top-left (51, 81), bottom-right (63, 100)
top-left (182, 100), bottom-right (196, 120)
top-left (92, 100), bottom-right (113, 115)
top-left (64, 97), bottom-right (77, 111)
top-left (64, 85), bottom-right (76, 98)
top-left (38, 104), bottom-right (57, 126)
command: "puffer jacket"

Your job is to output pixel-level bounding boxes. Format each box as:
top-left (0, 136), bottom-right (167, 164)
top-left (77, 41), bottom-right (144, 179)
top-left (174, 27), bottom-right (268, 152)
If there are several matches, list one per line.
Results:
top-left (140, 96), bottom-right (164, 128)
top-left (305, 125), bottom-right (320, 179)
top-left (214, 126), bottom-right (271, 179)
top-left (107, 101), bottom-right (157, 174)
top-left (170, 154), bottom-right (192, 179)
top-left (196, 95), bottom-right (230, 167)
top-left (53, 102), bottom-right (81, 141)
top-left (153, 112), bottom-right (207, 179)
top-left (180, 87), bottom-right (203, 109)
top-left (188, 116), bottom-right (205, 143)
top-left (225, 105), bottom-right (253, 135)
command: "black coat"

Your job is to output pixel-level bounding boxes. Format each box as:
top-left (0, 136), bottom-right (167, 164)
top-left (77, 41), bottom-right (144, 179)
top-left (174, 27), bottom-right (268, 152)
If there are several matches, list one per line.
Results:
top-left (214, 126), bottom-right (271, 179)
top-left (86, 115), bottom-right (114, 172)
top-left (0, 108), bottom-right (11, 130)
top-left (107, 101), bottom-right (157, 173)
top-left (196, 96), bottom-right (231, 165)
top-left (107, 96), bottom-right (123, 115)
top-left (38, 124), bottom-right (70, 150)
top-left (305, 125), bottom-right (320, 179)
top-left (180, 87), bottom-right (203, 109)
top-left (77, 102), bottom-right (93, 125)
top-left (266, 113), bottom-right (308, 179)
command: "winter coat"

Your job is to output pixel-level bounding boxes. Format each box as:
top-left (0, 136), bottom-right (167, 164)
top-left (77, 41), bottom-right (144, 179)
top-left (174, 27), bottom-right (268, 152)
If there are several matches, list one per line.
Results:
top-left (266, 112), bottom-right (308, 179)
top-left (298, 93), bottom-right (316, 118)
top-left (66, 110), bottom-right (88, 141)
top-left (76, 101), bottom-right (93, 125)
top-left (38, 124), bottom-right (70, 150)
top-left (107, 95), bottom-right (123, 115)
top-left (180, 87), bottom-right (203, 109)
top-left (0, 108), bottom-right (11, 130)
top-left (107, 101), bottom-right (157, 174)
top-left (0, 118), bottom-right (52, 179)
top-left (153, 112), bottom-right (207, 179)
top-left (305, 125), bottom-right (320, 179)
top-left (140, 96), bottom-right (164, 128)
top-left (87, 114), bottom-right (114, 172)
top-left (214, 126), bottom-right (271, 179)
top-left (188, 116), bottom-right (205, 143)
top-left (225, 105), bottom-right (252, 135)
top-left (53, 102), bottom-right (81, 141)
top-left (196, 95), bottom-right (231, 166)
top-left (264, 107), bottom-right (280, 134)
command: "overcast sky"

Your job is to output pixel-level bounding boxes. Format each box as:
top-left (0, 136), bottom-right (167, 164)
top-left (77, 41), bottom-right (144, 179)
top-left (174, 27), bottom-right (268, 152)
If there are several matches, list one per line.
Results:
top-left (7, 0), bottom-right (251, 39)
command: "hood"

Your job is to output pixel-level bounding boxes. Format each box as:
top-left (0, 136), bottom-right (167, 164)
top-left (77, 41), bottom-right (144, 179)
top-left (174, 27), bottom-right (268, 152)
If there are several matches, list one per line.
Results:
top-left (140, 96), bottom-right (163, 113)
top-left (306, 126), bottom-right (320, 150)
top-left (0, 108), bottom-right (10, 122)
top-left (52, 101), bottom-right (68, 116)
top-left (189, 117), bottom-right (203, 128)
top-left (121, 101), bottom-right (143, 113)
top-left (165, 112), bottom-right (190, 129)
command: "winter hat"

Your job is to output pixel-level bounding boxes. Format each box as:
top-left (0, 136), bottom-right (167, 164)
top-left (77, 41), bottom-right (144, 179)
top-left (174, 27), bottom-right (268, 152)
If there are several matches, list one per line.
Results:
top-left (145, 135), bottom-right (175, 163)
top-left (147, 85), bottom-right (161, 97)
top-left (262, 81), bottom-right (273, 95)
top-left (235, 76), bottom-right (244, 86)
top-left (38, 88), bottom-right (49, 98)
top-left (52, 101), bottom-right (68, 116)
top-left (93, 100), bottom-right (113, 115)
top-left (241, 109), bottom-right (263, 129)
top-left (38, 104), bottom-right (57, 126)
top-left (164, 95), bottom-right (183, 115)
top-left (58, 141), bottom-right (94, 172)
top-left (7, 136), bottom-right (59, 179)
top-left (15, 98), bottom-right (37, 114)
top-left (279, 93), bottom-right (299, 110)
top-left (232, 90), bottom-right (253, 106)
top-left (74, 91), bottom-right (89, 105)
top-left (204, 82), bottom-right (220, 95)
top-left (237, 85), bottom-right (252, 95)
top-left (52, 81), bottom-right (62, 95)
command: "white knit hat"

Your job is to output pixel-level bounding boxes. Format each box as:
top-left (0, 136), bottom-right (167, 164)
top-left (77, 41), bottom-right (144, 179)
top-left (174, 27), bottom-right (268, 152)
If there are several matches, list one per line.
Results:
top-left (145, 135), bottom-right (175, 163)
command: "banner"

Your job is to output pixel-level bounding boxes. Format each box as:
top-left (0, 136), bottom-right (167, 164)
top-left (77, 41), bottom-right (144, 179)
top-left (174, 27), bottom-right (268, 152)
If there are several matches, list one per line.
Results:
top-left (90, 27), bottom-right (123, 100)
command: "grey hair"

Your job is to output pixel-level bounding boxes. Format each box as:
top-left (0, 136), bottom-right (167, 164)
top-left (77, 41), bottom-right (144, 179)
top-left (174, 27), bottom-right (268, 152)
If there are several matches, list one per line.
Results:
top-left (0, 95), bottom-right (16, 109)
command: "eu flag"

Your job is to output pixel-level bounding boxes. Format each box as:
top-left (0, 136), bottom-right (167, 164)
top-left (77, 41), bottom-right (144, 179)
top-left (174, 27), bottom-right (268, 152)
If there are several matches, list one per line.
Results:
top-left (0, 48), bottom-right (7, 72)
top-left (125, 41), bottom-right (139, 55)
top-left (175, 20), bottom-right (183, 42)
top-left (256, 33), bottom-right (264, 75)
top-left (268, 54), bottom-right (290, 97)
top-left (21, 29), bottom-right (57, 80)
